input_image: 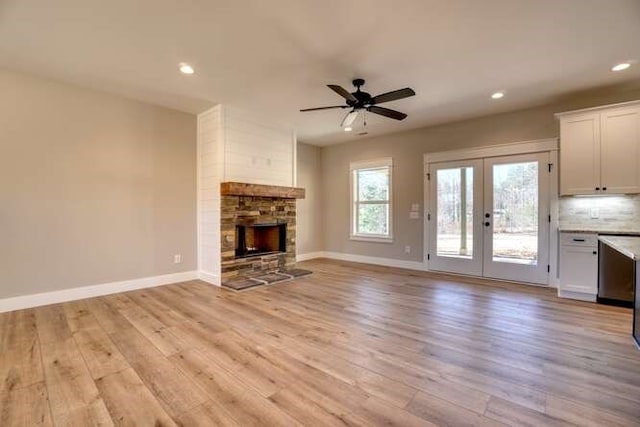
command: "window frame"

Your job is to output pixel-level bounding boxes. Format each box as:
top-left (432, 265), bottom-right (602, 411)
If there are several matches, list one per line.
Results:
top-left (349, 157), bottom-right (393, 243)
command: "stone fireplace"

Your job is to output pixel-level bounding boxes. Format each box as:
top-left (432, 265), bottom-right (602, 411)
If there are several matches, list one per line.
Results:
top-left (220, 182), bottom-right (304, 284)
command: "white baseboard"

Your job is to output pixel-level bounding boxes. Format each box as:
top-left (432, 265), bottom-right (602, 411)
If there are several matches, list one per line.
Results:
top-left (198, 270), bottom-right (221, 286)
top-left (558, 290), bottom-right (597, 302)
top-left (0, 270), bottom-right (199, 313)
top-left (321, 251), bottom-right (427, 271)
top-left (296, 252), bottom-right (325, 262)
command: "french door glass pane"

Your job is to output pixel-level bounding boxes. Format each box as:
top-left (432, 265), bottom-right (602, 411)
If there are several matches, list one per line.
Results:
top-left (357, 204), bottom-right (388, 235)
top-left (436, 167), bottom-right (473, 258)
top-left (492, 161), bottom-right (538, 264)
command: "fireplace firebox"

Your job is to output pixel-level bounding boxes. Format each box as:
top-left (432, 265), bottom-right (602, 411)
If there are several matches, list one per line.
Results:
top-left (235, 223), bottom-right (286, 258)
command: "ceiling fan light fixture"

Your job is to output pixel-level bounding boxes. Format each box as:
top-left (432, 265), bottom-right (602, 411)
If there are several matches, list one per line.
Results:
top-left (341, 110), bottom-right (359, 127)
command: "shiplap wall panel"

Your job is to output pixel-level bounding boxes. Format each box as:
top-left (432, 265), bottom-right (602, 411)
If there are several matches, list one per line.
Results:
top-left (197, 106), bottom-right (222, 280)
top-left (223, 107), bottom-right (295, 187)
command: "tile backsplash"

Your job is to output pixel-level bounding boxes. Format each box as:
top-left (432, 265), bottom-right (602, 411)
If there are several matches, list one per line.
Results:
top-left (559, 195), bottom-right (640, 231)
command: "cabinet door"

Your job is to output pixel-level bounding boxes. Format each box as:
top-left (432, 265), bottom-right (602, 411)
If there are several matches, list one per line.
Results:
top-left (601, 107), bottom-right (640, 194)
top-left (559, 245), bottom-right (598, 295)
top-left (559, 113), bottom-right (600, 195)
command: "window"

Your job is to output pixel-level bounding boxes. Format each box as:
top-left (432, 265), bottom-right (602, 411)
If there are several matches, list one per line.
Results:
top-left (350, 158), bottom-right (393, 242)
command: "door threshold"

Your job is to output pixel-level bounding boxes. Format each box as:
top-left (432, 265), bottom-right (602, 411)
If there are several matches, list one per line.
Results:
top-left (426, 268), bottom-right (551, 288)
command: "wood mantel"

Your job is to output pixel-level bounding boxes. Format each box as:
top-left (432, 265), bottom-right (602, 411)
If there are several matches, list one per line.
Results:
top-left (220, 182), bottom-right (305, 199)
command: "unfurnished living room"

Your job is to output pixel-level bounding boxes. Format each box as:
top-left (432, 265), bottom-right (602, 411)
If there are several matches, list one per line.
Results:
top-left (2, 1), bottom-right (640, 426)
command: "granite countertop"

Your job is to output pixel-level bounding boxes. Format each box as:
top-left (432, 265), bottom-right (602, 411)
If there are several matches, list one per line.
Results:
top-left (598, 235), bottom-right (640, 260)
top-left (559, 228), bottom-right (640, 236)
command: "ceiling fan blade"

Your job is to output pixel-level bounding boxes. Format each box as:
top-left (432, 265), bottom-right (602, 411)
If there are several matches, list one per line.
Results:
top-left (328, 84), bottom-right (357, 103)
top-left (368, 106), bottom-right (407, 120)
top-left (370, 88), bottom-right (416, 105)
top-left (341, 110), bottom-right (359, 127)
top-left (300, 105), bottom-right (348, 112)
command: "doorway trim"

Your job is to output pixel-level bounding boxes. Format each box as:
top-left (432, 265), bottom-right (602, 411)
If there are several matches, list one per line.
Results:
top-left (423, 138), bottom-right (559, 287)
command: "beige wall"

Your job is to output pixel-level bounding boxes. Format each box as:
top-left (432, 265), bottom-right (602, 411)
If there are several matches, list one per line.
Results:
top-left (0, 69), bottom-right (197, 299)
top-left (296, 143), bottom-right (323, 255)
top-left (316, 83), bottom-right (640, 262)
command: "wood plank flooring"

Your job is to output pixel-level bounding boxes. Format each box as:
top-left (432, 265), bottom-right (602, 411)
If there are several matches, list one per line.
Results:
top-left (2, 259), bottom-right (640, 426)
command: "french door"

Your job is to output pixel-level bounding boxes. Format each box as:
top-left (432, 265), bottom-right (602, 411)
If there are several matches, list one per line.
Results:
top-left (428, 153), bottom-right (550, 285)
top-left (428, 159), bottom-right (484, 276)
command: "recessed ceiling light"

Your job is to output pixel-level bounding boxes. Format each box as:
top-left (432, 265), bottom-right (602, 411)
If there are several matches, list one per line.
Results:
top-left (344, 127), bottom-right (353, 132)
top-left (611, 62), bottom-right (631, 72)
top-left (491, 91), bottom-right (505, 99)
top-left (179, 63), bottom-right (195, 74)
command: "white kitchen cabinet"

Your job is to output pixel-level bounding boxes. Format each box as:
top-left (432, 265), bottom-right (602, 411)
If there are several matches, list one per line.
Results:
top-left (559, 113), bottom-right (600, 195)
top-left (600, 106), bottom-right (640, 194)
top-left (557, 101), bottom-right (640, 196)
top-left (558, 233), bottom-right (598, 301)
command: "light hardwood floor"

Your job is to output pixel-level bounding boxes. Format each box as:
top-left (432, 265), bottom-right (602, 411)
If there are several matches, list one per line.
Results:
top-left (1, 259), bottom-right (640, 426)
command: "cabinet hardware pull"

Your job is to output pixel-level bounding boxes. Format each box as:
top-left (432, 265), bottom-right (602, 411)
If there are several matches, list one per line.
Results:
top-left (573, 238), bottom-right (585, 242)
top-left (593, 251), bottom-right (597, 255)
top-left (595, 187), bottom-right (600, 191)
top-left (602, 187), bottom-right (607, 191)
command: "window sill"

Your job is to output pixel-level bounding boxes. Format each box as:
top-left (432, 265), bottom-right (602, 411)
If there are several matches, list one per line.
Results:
top-left (350, 235), bottom-right (394, 243)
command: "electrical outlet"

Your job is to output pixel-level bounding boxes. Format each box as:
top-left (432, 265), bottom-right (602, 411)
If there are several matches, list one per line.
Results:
top-left (174, 254), bottom-right (182, 264)
top-left (590, 208), bottom-right (599, 219)
top-left (405, 245), bottom-right (411, 254)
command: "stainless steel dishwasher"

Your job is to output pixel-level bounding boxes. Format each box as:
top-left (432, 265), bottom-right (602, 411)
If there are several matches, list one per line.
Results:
top-left (598, 237), bottom-right (635, 307)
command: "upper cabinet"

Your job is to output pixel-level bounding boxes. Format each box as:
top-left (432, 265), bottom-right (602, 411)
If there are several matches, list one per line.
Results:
top-left (558, 112), bottom-right (600, 195)
top-left (557, 101), bottom-right (640, 196)
top-left (600, 106), bottom-right (640, 194)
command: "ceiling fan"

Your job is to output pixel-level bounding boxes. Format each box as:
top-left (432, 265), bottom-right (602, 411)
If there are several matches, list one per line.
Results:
top-left (300, 79), bottom-right (415, 128)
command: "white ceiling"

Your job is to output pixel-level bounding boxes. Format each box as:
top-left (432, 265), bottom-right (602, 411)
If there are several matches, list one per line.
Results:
top-left (1, 0), bottom-right (640, 146)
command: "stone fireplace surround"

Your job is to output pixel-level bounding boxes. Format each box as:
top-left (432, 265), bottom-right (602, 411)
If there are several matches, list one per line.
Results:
top-left (220, 182), bottom-right (305, 285)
